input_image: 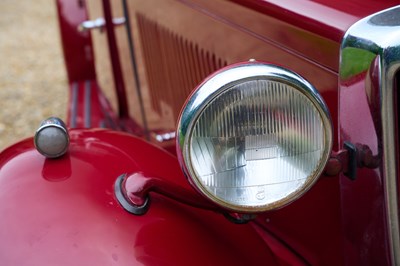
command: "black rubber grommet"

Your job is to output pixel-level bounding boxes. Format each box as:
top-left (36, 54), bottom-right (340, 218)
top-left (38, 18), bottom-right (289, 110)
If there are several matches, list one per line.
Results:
top-left (114, 174), bottom-right (150, 215)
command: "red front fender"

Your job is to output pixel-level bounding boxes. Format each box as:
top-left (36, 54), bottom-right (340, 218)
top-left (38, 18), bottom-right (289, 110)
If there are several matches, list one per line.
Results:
top-left (0, 129), bottom-right (278, 265)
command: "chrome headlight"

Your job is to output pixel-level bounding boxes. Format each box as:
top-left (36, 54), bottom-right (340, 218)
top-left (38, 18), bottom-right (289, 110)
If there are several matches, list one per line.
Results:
top-left (177, 62), bottom-right (332, 213)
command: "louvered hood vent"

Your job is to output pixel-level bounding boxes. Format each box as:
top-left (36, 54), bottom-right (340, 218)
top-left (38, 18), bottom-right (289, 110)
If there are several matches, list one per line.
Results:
top-left (136, 13), bottom-right (227, 126)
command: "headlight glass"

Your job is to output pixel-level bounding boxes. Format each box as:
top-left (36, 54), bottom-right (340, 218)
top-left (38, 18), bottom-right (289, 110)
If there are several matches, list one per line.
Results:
top-left (177, 62), bottom-right (332, 212)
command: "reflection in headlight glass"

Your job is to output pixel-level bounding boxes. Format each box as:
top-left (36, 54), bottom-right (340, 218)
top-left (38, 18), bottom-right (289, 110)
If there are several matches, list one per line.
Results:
top-left (189, 80), bottom-right (325, 208)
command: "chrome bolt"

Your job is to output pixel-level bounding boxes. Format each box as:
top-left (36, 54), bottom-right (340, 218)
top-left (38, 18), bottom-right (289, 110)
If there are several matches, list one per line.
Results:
top-left (34, 117), bottom-right (69, 158)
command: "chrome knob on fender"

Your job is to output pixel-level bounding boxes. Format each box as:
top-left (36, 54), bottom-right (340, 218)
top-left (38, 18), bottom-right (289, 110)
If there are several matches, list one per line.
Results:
top-left (34, 117), bottom-right (69, 158)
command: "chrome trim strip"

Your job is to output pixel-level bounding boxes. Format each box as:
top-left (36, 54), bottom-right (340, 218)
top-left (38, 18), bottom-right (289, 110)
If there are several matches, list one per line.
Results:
top-left (70, 82), bottom-right (78, 128)
top-left (340, 6), bottom-right (400, 264)
top-left (84, 80), bottom-right (91, 128)
top-left (78, 17), bottom-right (125, 32)
top-left (153, 131), bottom-right (176, 142)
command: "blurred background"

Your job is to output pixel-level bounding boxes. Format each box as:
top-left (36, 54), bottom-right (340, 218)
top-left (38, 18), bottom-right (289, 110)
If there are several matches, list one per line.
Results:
top-left (0, 0), bottom-right (67, 150)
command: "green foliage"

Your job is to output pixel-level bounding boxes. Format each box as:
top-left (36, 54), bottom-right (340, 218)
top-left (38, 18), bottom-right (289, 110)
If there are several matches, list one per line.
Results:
top-left (340, 47), bottom-right (376, 80)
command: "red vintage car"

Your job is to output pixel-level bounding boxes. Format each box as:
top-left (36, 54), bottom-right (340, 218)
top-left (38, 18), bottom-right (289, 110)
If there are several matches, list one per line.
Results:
top-left (1, 0), bottom-right (400, 265)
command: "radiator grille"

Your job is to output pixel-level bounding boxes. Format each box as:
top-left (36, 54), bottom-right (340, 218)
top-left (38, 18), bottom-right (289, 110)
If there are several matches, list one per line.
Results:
top-left (137, 13), bottom-right (227, 123)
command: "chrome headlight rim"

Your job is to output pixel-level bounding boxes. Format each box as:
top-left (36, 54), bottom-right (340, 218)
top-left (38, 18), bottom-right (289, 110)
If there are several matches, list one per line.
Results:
top-left (177, 61), bottom-right (333, 213)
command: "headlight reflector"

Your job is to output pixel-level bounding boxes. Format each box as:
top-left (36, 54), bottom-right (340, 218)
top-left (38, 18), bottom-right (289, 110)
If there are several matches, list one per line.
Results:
top-left (177, 62), bottom-right (332, 212)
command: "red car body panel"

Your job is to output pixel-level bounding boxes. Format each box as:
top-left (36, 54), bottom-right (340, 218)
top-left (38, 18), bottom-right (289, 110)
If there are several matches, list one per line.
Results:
top-left (56, 0), bottom-right (96, 82)
top-left (339, 49), bottom-right (391, 264)
top-left (1, 0), bottom-right (399, 265)
top-left (0, 129), bottom-right (284, 265)
top-left (231, 0), bottom-right (400, 43)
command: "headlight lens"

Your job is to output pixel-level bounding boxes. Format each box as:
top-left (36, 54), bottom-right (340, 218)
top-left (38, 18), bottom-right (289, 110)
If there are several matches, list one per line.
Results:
top-left (177, 62), bottom-right (332, 213)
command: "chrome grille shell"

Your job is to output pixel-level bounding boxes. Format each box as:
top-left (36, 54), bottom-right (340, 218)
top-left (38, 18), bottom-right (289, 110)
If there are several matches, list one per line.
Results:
top-left (340, 6), bottom-right (400, 264)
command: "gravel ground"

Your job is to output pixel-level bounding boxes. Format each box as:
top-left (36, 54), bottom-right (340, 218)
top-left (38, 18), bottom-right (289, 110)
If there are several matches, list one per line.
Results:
top-left (0, 0), bottom-right (67, 150)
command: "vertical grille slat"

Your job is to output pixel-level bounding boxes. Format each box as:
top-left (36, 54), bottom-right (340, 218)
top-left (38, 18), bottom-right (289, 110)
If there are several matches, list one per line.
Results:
top-left (175, 35), bottom-right (189, 110)
top-left (187, 42), bottom-right (200, 90)
top-left (137, 14), bottom-right (227, 127)
top-left (137, 15), bottom-right (160, 114)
